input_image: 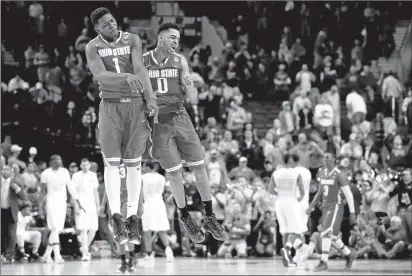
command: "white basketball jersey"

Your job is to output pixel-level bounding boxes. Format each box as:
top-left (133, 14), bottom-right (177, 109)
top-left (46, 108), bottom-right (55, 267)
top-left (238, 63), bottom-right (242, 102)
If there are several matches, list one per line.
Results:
top-left (273, 168), bottom-right (298, 197)
top-left (294, 166), bottom-right (311, 201)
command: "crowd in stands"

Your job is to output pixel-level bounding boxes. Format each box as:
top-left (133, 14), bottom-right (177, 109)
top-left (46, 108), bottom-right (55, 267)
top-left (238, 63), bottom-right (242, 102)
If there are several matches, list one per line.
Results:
top-left (1, 1), bottom-right (412, 264)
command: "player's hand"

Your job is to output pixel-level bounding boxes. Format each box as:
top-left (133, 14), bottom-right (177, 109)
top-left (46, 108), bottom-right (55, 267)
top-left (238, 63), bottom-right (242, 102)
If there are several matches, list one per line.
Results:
top-left (305, 207), bottom-right (314, 215)
top-left (349, 212), bottom-right (356, 225)
top-left (146, 99), bottom-right (159, 124)
top-left (126, 74), bottom-right (142, 94)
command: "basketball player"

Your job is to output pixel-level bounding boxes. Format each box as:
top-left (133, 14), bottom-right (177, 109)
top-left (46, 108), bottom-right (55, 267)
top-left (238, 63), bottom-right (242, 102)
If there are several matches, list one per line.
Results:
top-left (306, 153), bottom-right (357, 271)
top-left (40, 155), bottom-right (84, 264)
top-left (72, 158), bottom-right (100, 261)
top-left (140, 161), bottom-right (174, 265)
top-left (86, 7), bottom-right (158, 245)
top-left (291, 154), bottom-right (312, 264)
top-left (142, 23), bottom-right (228, 243)
top-left (269, 154), bottom-right (305, 267)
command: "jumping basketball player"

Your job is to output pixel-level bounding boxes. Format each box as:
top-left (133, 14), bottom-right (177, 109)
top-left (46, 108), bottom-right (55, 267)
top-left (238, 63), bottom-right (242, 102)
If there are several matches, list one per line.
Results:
top-left (269, 154), bottom-right (305, 267)
top-left (86, 7), bottom-right (158, 245)
top-left (306, 153), bottom-right (357, 271)
top-left (142, 23), bottom-right (228, 243)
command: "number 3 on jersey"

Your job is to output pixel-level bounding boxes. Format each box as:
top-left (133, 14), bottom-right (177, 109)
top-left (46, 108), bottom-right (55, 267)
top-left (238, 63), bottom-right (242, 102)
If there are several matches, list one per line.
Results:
top-left (323, 185), bottom-right (329, 197)
top-left (156, 78), bottom-right (168, 94)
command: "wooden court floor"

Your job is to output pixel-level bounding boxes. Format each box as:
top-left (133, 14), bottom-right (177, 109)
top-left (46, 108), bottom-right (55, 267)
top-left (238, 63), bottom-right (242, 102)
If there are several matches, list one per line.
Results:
top-left (2, 257), bottom-right (411, 275)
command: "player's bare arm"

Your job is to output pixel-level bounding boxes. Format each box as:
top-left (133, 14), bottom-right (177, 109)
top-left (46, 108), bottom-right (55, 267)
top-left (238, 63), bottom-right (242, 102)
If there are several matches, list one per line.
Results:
top-left (131, 34), bottom-right (159, 121)
top-left (180, 55), bottom-right (199, 105)
top-left (307, 181), bottom-right (322, 214)
top-left (337, 172), bottom-right (356, 223)
top-left (85, 42), bottom-right (139, 93)
top-left (296, 174), bottom-right (304, 202)
top-left (268, 173), bottom-right (277, 196)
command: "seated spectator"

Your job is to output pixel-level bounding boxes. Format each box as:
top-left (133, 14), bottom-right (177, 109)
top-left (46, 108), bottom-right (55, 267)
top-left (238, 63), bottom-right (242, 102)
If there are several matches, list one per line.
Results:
top-left (239, 130), bottom-right (258, 160)
top-left (351, 39), bottom-right (364, 62)
top-left (16, 204), bottom-right (42, 261)
top-left (226, 100), bottom-right (247, 138)
top-left (33, 44), bottom-right (50, 83)
top-left (382, 72), bottom-right (403, 122)
top-left (29, 82), bottom-right (51, 104)
top-left (65, 45), bottom-right (84, 69)
top-left (340, 133), bottom-right (363, 162)
top-left (206, 150), bottom-right (228, 189)
top-left (344, 65), bottom-right (360, 92)
top-left (217, 203), bottom-right (250, 258)
top-left (273, 63), bottom-right (291, 102)
top-left (372, 216), bottom-right (407, 259)
top-left (346, 89), bottom-right (367, 124)
top-left (75, 29), bottom-right (91, 54)
top-left (218, 130), bottom-right (238, 156)
top-left (228, 157), bottom-right (255, 183)
top-left (253, 211), bottom-right (276, 257)
top-left (299, 99), bottom-right (314, 131)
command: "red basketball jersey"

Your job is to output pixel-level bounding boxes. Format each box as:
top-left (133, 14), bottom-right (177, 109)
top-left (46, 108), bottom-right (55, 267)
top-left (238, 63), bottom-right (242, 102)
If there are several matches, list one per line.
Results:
top-left (88, 31), bottom-right (141, 99)
top-left (143, 51), bottom-right (184, 109)
top-left (318, 167), bottom-right (345, 208)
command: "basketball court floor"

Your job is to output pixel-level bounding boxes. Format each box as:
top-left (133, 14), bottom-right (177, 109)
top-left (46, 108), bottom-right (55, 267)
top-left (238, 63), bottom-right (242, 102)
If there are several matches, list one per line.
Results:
top-left (2, 257), bottom-right (411, 275)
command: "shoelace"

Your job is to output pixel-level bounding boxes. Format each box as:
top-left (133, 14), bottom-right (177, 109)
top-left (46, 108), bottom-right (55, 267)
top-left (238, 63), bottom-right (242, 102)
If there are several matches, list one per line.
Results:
top-left (206, 215), bottom-right (223, 232)
top-left (182, 217), bottom-right (199, 233)
top-left (114, 218), bottom-right (126, 236)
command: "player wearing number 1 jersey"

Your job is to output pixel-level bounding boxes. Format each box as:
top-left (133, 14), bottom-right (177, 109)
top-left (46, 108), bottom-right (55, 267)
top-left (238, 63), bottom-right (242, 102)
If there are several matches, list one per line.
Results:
top-left (306, 153), bottom-right (357, 271)
top-left (85, 7), bottom-right (158, 247)
top-left (142, 23), bottom-right (228, 244)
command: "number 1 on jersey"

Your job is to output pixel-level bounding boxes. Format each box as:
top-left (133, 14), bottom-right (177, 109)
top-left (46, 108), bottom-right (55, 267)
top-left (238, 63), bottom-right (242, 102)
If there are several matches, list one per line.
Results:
top-left (113, 57), bottom-right (121, 73)
top-left (157, 78), bottom-right (168, 94)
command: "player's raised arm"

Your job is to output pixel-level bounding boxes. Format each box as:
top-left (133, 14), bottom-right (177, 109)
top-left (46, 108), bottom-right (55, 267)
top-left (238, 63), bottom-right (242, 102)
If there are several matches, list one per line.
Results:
top-left (130, 34), bottom-right (157, 104)
top-left (85, 43), bottom-right (132, 89)
top-left (180, 55), bottom-right (199, 105)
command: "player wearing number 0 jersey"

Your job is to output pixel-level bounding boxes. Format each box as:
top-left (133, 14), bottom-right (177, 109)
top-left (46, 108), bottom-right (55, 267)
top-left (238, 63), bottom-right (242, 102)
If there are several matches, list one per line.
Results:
top-left (306, 153), bottom-right (357, 271)
top-left (269, 154), bottom-right (305, 267)
top-left (86, 7), bottom-right (158, 247)
top-left (142, 22), bottom-right (228, 245)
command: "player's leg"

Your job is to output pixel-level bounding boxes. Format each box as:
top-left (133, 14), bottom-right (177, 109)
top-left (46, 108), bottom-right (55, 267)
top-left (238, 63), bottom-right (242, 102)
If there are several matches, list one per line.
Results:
top-left (276, 198), bottom-right (293, 267)
top-left (117, 243), bottom-right (128, 273)
top-left (314, 206), bottom-right (337, 271)
top-left (331, 206), bottom-right (356, 269)
top-left (152, 114), bottom-right (205, 243)
top-left (122, 100), bottom-right (151, 244)
top-left (158, 231), bottom-right (174, 261)
top-left (25, 231), bottom-right (41, 259)
top-left (175, 111), bottom-right (227, 241)
top-left (99, 101), bottom-right (125, 243)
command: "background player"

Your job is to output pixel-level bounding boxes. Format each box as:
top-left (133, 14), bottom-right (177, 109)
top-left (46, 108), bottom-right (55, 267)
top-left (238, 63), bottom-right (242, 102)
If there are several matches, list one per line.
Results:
top-left (292, 154), bottom-right (312, 264)
top-left (306, 153), bottom-right (357, 271)
top-left (86, 7), bottom-right (158, 245)
top-left (142, 23), bottom-right (228, 244)
top-left (269, 154), bottom-right (305, 267)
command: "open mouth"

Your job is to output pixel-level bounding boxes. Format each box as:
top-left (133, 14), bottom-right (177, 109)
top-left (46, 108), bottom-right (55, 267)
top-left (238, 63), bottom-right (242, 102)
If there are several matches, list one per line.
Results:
top-left (171, 45), bottom-right (177, 51)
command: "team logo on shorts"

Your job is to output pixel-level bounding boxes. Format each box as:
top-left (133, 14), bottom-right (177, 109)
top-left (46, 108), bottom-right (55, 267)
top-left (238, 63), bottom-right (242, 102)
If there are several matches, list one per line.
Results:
top-left (174, 57), bottom-right (179, 62)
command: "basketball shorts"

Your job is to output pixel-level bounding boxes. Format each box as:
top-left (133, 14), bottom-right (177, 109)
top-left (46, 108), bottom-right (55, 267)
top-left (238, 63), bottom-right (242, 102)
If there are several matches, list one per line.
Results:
top-left (98, 97), bottom-right (151, 166)
top-left (275, 196), bottom-right (301, 235)
top-left (320, 204), bottom-right (344, 237)
top-left (146, 108), bottom-right (204, 173)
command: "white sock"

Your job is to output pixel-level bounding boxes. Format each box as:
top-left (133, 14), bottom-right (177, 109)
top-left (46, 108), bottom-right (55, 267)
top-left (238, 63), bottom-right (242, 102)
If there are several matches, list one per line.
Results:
top-left (53, 243), bottom-right (61, 258)
top-left (80, 231), bottom-right (88, 254)
top-left (333, 238), bottom-right (351, 256)
top-left (321, 238), bottom-right (331, 262)
top-left (43, 244), bottom-right (53, 258)
top-left (126, 165), bottom-right (142, 218)
top-left (104, 166), bottom-right (121, 215)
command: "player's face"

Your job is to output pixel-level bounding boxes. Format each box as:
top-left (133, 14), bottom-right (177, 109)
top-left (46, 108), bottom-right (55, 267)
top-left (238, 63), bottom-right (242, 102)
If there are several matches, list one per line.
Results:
top-left (81, 161), bottom-right (91, 172)
top-left (96, 13), bottom-right (118, 39)
top-left (161, 29), bottom-right (180, 54)
top-left (323, 153), bottom-right (335, 168)
top-left (52, 156), bottom-right (63, 168)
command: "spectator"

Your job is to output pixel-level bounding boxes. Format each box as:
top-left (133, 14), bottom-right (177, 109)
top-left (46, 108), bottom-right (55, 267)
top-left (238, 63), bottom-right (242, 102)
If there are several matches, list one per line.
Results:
top-left (218, 130), bottom-right (238, 156)
top-left (382, 72), bottom-right (403, 122)
top-left (298, 99), bottom-right (314, 131)
top-left (24, 45), bottom-right (35, 69)
top-left (239, 130), bottom-right (258, 161)
top-left (16, 203), bottom-right (42, 261)
top-left (33, 44), bottom-right (50, 83)
top-left (27, 147), bottom-right (38, 164)
top-left (289, 132), bottom-right (324, 170)
top-left (65, 45), bottom-right (84, 69)
top-left (75, 28), bottom-right (91, 54)
top-left (206, 150), bottom-right (228, 189)
top-left (29, 82), bottom-right (51, 104)
top-left (1, 136), bottom-right (13, 159)
top-left (324, 85), bottom-right (341, 132)
top-left (373, 216), bottom-right (407, 259)
top-left (8, 74), bottom-right (30, 92)
top-left (226, 100), bottom-right (247, 137)
top-left (346, 89), bottom-right (367, 124)
top-left (340, 133), bottom-right (364, 163)
top-left (8, 145), bottom-right (27, 171)
top-left (351, 39), bottom-right (364, 62)
top-left (273, 64), bottom-right (291, 102)
top-left (217, 202), bottom-right (250, 258)
top-left (253, 211), bottom-right (276, 257)
top-left (278, 101), bottom-right (296, 134)
top-left (295, 64), bottom-right (315, 93)
top-left (290, 38), bottom-right (306, 64)
top-left (267, 119), bottom-right (286, 142)
top-left (228, 157), bottom-right (256, 183)
top-left (1, 165), bottom-right (26, 263)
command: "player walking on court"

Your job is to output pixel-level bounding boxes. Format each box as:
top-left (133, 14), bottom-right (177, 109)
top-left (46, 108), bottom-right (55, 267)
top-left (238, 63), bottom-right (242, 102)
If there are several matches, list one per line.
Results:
top-left (85, 7), bottom-right (158, 245)
top-left (306, 153), bottom-right (357, 271)
top-left (269, 154), bottom-right (305, 267)
top-left (142, 23), bottom-right (228, 243)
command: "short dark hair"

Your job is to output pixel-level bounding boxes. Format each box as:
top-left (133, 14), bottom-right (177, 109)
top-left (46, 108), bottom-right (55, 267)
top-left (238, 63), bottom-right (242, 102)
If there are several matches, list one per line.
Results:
top-left (283, 153), bottom-right (292, 165)
top-left (20, 203), bottom-right (31, 211)
top-left (90, 7), bottom-right (111, 26)
top-left (81, 158), bottom-right (89, 163)
top-left (157, 23), bottom-right (180, 35)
